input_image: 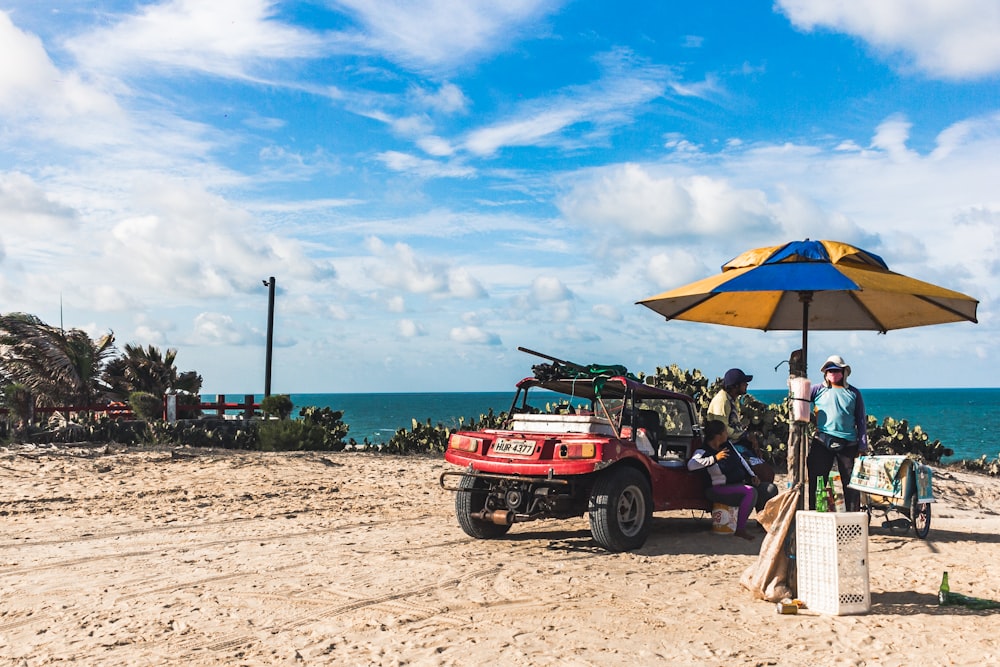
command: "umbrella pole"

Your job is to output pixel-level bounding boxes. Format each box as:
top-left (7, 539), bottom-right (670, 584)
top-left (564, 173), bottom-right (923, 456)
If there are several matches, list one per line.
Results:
top-left (799, 291), bottom-right (811, 374)
top-left (798, 291), bottom-right (813, 510)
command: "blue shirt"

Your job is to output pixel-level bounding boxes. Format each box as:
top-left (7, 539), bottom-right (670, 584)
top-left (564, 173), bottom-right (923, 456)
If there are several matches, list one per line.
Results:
top-left (811, 384), bottom-right (868, 451)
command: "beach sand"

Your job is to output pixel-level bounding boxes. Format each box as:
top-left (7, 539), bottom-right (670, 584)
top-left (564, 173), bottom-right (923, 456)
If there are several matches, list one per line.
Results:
top-left (1, 444), bottom-right (998, 666)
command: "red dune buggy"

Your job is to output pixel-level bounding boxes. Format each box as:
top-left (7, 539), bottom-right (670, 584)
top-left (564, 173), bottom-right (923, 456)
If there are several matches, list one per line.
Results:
top-left (440, 357), bottom-right (711, 552)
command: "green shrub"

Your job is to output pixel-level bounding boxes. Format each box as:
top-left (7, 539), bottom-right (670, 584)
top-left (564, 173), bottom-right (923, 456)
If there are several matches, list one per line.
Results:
top-left (175, 391), bottom-right (203, 418)
top-left (865, 415), bottom-right (953, 462)
top-left (299, 406), bottom-right (349, 451)
top-left (129, 391), bottom-right (163, 421)
top-left (261, 394), bottom-right (294, 420)
top-left (384, 418), bottom-right (451, 454)
top-left (371, 409), bottom-right (509, 454)
top-left (956, 454), bottom-right (1000, 477)
top-left (2, 383), bottom-right (32, 426)
top-left (145, 419), bottom-right (259, 449)
top-left (257, 418), bottom-right (328, 451)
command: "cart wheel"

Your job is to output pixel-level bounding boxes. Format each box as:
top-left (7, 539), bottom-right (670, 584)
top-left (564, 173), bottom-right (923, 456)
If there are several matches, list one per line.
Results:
top-left (909, 493), bottom-right (931, 539)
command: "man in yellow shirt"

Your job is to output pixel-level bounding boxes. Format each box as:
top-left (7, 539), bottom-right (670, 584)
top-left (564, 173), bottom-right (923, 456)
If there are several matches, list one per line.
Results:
top-left (707, 368), bottom-right (753, 443)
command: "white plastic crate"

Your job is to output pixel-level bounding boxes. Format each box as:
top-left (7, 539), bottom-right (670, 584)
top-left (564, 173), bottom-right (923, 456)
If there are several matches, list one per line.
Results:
top-left (796, 511), bottom-right (870, 615)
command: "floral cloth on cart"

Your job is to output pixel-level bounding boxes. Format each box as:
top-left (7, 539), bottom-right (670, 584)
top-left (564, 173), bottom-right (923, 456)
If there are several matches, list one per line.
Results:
top-left (849, 455), bottom-right (934, 503)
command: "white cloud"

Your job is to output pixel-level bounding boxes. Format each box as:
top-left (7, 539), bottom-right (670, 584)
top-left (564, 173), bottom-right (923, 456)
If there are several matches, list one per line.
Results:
top-left (0, 172), bottom-right (79, 233)
top-left (411, 82), bottom-right (468, 114)
top-left (329, 0), bottom-right (562, 72)
top-left (376, 151), bottom-right (475, 178)
top-left (450, 325), bottom-right (501, 345)
top-left (365, 238), bottom-right (446, 293)
top-left (397, 318), bottom-right (426, 337)
top-left (464, 108), bottom-right (583, 156)
top-left (463, 49), bottom-right (676, 156)
top-left (386, 295), bottom-right (406, 312)
top-left (558, 164), bottom-right (778, 240)
top-left (91, 285), bottom-right (144, 313)
top-left (327, 304), bottom-right (351, 321)
top-left (189, 312), bottom-right (258, 345)
top-left (530, 275), bottom-right (572, 303)
top-left (132, 324), bottom-right (167, 346)
top-left (103, 179), bottom-right (326, 300)
top-left (65, 0), bottom-right (323, 79)
top-left (871, 115), bottom-right (918, 161)
top-left (645, 250), bottom-right (713, 292)
top-left (0, 11), bottom-right (124, 139)
top-left (592, 303), bottom-right (622, 321)
top-left (417, 136), bottom-right (457, 157)
top-left (776, 0), bottom-right (1000, 79)
top-left (364, 237), bottom-right (486, 299)
top-left (448, 268), bottom-right (488, 299)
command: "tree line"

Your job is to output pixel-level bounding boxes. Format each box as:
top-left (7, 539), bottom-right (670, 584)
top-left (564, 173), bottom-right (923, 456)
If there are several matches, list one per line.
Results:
top-left (2, 310), bottom-right (996, 475)
top-left (0, 312), bottom-right (202, 425)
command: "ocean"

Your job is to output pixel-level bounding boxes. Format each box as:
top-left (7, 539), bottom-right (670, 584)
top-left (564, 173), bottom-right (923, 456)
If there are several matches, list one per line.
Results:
top-left (226, 388), bottom-right (1000, 462)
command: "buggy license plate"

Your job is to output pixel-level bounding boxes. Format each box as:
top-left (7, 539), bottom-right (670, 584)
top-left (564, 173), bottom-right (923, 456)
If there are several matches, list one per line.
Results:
top-left (492, 438), bottom-right (536, 456)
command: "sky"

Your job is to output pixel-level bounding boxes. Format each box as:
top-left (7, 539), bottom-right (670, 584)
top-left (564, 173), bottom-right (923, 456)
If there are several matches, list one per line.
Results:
top-left (0, 1), bottom-right (997, 394)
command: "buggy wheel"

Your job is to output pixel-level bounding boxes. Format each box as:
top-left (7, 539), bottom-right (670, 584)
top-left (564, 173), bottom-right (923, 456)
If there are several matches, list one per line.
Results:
top-left (910, 493), bottom-right (931, 539)
top-left (588, 466), bottom-right (652, 552)
top-left (455, 474), bottom-right (511, 540)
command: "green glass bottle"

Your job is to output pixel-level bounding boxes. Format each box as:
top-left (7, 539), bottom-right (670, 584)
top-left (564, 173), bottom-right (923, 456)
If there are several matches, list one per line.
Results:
top-left (937, 573), bottom-right (1000, 609)
top-left (815, 477), bottom-right (828, 512)
top-left (938, 572), bottom-right (950, 605)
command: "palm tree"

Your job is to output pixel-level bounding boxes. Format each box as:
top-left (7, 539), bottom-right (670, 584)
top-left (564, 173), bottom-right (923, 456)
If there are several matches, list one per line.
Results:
top-left (103, 343), bottom-right (203, 398)
top-left (0, 312), bottom-right (116, 408)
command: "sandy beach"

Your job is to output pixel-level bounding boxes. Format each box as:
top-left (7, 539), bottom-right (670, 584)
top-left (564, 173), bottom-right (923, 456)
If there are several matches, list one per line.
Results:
top-left (1, 443), bottom-right (998, 666)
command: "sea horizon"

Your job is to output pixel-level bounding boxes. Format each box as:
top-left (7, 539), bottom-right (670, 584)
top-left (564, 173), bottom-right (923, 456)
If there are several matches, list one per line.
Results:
top-left (201, 387), bottom-right (999, 463)
top-left (205, 386), bottom-right (1000, 395)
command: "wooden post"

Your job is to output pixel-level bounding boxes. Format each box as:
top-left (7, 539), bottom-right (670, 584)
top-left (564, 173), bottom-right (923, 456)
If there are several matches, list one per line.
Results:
top-left (264, 277), bottom-right (275, 397)
top-left (243, 394), bottom-right (254, 419)
top-left (216, 394), bottom-right (226, 418)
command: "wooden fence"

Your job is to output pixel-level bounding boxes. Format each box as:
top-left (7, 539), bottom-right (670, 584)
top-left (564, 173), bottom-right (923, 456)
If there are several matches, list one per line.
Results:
top-left (0, 394), bottom-right (261, 424)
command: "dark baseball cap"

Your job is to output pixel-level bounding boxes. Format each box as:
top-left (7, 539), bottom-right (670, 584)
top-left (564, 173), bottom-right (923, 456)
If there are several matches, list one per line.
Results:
top-left (723, 368), bottom-right (753, 386)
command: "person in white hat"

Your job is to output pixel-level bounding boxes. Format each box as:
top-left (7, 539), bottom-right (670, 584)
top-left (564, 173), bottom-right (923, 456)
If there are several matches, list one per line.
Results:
top-left (808, 354), bottom-right (868, 511)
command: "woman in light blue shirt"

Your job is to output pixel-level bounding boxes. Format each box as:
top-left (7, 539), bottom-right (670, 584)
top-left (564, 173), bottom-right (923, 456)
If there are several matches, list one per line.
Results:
top-left (808, 354), bottom-right (867, 511)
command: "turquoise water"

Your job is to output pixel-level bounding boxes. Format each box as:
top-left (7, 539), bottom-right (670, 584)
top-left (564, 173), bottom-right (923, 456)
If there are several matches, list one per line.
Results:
top-left (220, 388), bottom-right (999, 462)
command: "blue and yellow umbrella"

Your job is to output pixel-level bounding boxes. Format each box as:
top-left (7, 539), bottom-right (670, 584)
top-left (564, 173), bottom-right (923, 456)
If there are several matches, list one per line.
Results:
top-left (640, 239), bottom-right (979, 509)
top-left (637, 239), bottom-right (979, 372)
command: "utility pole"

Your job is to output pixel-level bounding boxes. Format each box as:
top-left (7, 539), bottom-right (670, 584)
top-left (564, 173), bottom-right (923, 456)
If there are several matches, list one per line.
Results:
top-left (263, 277), bottom-right (276, 398)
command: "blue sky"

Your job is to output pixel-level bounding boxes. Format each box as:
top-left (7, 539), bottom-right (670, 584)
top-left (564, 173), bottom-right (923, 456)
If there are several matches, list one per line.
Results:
top-left (0, 1), bottom-right (996, 393)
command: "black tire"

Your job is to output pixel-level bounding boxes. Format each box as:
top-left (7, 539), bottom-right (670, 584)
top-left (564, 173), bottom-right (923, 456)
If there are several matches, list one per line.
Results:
top-left (861, 498), bottom-right (872, 528)
top-left (588, 466), bottom-right (652, 552)
top-left (455, 474), bottom-right (511, 540)
top-left (910, 493), bottom-right (931, 539)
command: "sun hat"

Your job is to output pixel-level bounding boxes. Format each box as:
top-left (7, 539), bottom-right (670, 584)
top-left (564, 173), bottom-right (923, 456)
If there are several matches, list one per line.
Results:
top-left (723, 368), bottom-right (753, 387)
top-left (820, 355), bottom-right (851, 377)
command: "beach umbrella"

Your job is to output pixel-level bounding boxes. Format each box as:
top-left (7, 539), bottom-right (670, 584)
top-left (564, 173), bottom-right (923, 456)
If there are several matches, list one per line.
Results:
top-left (637, 239), bottom-right (979, 492)
top-left (638, 238), bottom-right (978, 374)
